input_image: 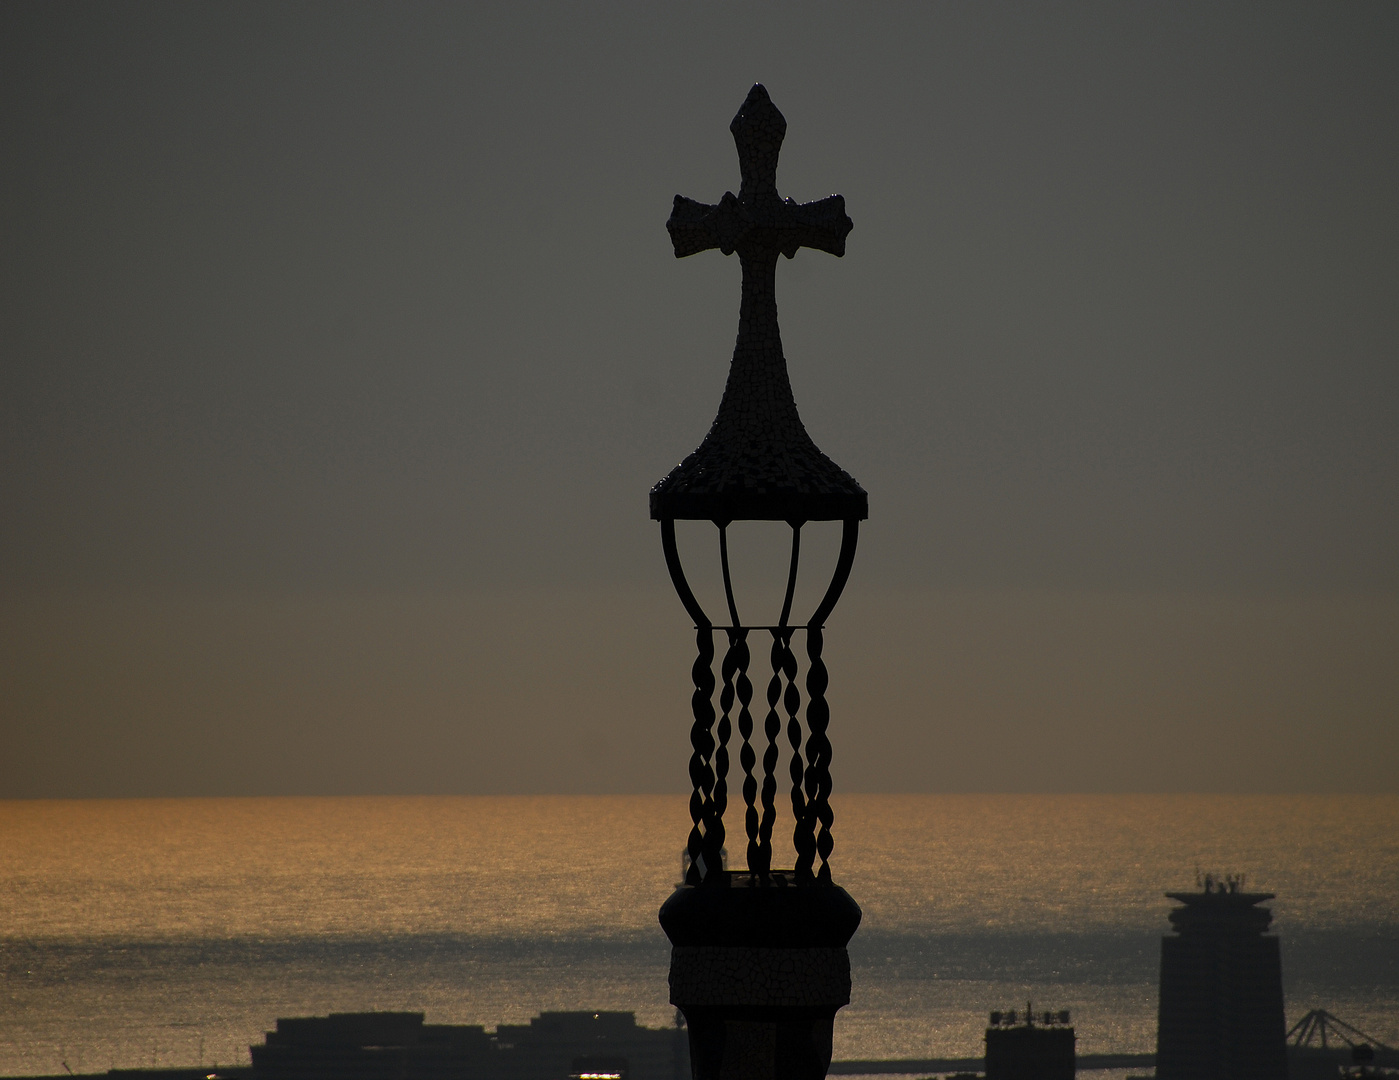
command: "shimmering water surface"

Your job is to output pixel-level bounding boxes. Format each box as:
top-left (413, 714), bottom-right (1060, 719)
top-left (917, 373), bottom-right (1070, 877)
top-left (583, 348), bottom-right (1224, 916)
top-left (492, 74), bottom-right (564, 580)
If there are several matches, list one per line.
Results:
top-left (2, 795), bottom-right (1396, 1076)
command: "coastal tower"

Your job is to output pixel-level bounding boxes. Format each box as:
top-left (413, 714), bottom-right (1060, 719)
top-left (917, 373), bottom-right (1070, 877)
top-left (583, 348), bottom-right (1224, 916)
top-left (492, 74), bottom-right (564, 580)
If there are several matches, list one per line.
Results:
top-left (1156, 876), bottom-right (1288, 1080)
top-left (651, 85), bottom-right (865, 1080)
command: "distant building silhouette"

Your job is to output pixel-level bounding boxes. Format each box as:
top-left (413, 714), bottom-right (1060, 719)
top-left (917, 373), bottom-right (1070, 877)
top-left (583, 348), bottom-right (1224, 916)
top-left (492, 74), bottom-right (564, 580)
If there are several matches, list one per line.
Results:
top-left (985, 1007), bottom-right (1075, 1080)
top-left (1156, 876), bottom-right (1287, 1080)
top-left (247, 1011), bottom-right (687, 1080)
top-left (251, 1012), bottom-right (491, 1080)
top-left (492, 1012), bottom-right (686, 1080)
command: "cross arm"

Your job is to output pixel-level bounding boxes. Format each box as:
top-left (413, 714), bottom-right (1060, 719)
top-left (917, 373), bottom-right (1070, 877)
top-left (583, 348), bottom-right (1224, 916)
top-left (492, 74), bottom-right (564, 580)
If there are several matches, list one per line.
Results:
top-left (667, 193), bottom-right (743, 258)
top-left (667, 192), bottom-right (852, 260)
top-left (777, 194), bottom-right (852, 259)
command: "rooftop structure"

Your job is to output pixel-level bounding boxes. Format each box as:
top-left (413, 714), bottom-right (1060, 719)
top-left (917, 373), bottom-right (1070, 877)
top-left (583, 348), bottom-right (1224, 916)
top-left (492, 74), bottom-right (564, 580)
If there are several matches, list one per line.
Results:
top-left (653, 85), bottom-right (865, 1080)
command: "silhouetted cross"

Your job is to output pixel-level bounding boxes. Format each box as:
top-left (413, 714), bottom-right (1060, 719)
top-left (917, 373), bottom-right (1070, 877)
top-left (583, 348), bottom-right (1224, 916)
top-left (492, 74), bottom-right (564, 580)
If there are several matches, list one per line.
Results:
top-left (653, 85), bottom-right (860, 527)
top-left (668, 84), bottom-right (852, 264)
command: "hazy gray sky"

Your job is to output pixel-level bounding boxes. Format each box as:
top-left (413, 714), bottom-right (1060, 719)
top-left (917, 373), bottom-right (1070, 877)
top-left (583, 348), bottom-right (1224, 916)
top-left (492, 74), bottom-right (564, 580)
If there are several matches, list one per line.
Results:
top-left (3, 3), bottom-right (1396, 797)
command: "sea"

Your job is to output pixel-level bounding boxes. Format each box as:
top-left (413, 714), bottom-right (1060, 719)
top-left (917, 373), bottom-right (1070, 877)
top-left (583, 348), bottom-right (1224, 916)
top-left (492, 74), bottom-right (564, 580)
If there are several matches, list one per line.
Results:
top-left (1, 795), bottom-right (1396, 1078)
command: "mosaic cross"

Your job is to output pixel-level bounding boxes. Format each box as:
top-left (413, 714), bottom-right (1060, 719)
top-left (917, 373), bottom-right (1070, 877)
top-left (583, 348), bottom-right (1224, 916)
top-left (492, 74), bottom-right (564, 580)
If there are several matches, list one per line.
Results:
top-left (655, 83), bottom-right (863, 525)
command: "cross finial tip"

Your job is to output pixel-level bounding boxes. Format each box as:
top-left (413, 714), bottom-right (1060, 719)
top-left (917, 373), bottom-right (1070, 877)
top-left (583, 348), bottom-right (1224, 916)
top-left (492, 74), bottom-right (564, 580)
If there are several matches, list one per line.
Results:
top-left (730, 83), bottom-right (786, 142)
top-left (730, 85), bottom-right (786, 196)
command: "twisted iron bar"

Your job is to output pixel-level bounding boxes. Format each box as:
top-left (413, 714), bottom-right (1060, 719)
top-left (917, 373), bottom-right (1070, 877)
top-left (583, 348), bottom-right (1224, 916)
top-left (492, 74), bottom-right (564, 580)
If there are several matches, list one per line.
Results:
top-left (786, 641), bottom-right (813, 879)
top-left (686, 626), bottom-right (717, 884)
top-left (711, 631), bottom-right (742, 881)
top-left (723, 628), bottom-right (760, 870)
top-left (803, 627), bottom-right (835, 882)
top-left (758, 629), bottom-right (794, 873)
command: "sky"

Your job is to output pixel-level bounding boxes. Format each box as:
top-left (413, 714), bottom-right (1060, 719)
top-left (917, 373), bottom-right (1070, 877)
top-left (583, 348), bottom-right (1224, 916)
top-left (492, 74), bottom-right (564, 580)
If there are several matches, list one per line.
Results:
top-left (2, 2), bottom-right (1396, 797)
